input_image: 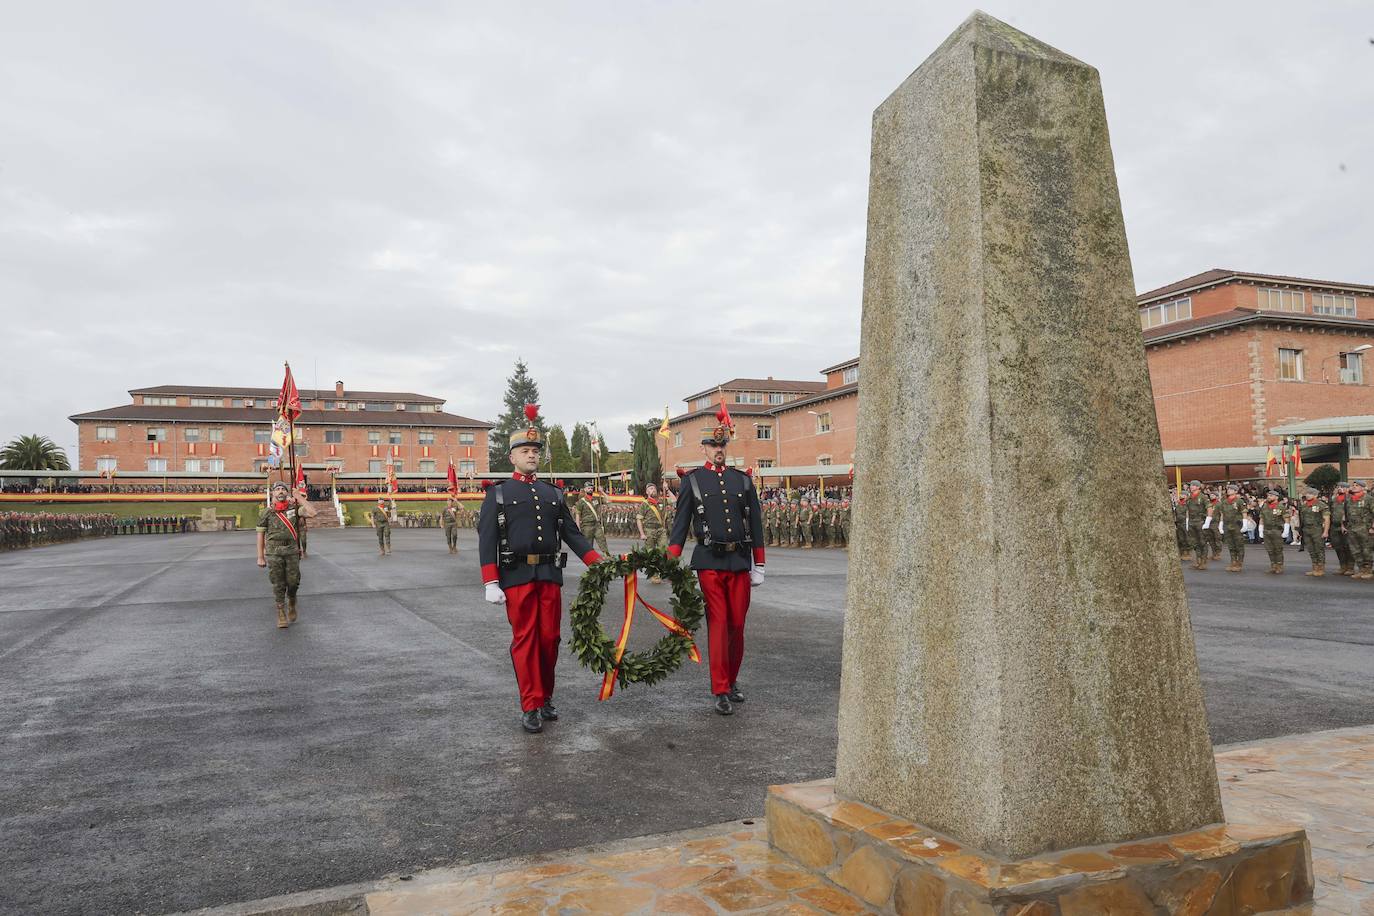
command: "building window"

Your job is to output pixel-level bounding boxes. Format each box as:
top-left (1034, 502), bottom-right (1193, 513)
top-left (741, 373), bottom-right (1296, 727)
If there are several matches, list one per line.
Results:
top-left (1352, 436), bottom-right (1370, 458)
top-left (1340, 352), bottom-right (1364, 384)
top-left (208, 428), bottom-right (224, 442)
top-left (843, 367), bottom-right (859, 384)
top-left (364, 403), bottom-right (388, 412)
top-left (1313, 294), bottom-right (1356, 317)
top-left (674, 432), bottom-right (683, 447)
top-left (459, 432), bottom-right (475, 445)
top-left (184, 428), bottom-right (201, 442)
top-left (253, 428), bottom-right (272, 444)
top-left (816, 412), bottom-right (832, 434)
top-left (418, 430), bottom-right (435, 445)
top-left (95, 457), bottom-right (117, 473)
top-left (758, 459), bottom-right (774, 468)
top-left (207, 458), bottom-right (224, 473)
top-left (143, 396), bottom-right (176, 406)
top-left (231, 399), bottom-right (245, 408)
top-left (755, 424), bottom-right (773, 440)
top-left (368, 459), bottom-right (384, 473)
top-left (388, 431), bottom-right (403, 445)
top-left (390, 459), bottom-right (404, 472)
top-left (419, 460), bottom-right (436, 473)
top-left (1259, 288), bottom-right (1305, 313)
top-left (189, 397), bottom-right (223, 408)
top-left (324, 429), bottom-right (343, 444)
top-left (96, 426), bottom-right (116, 441)
top-left (147, 458), bottom-right (168, 472)
top-left (736, 392), bottom-right (764, 404)
top-left (458, 460), bottom-right (476, 475)
top-left (184, 458), bottom-right (201, 473)
top-left (695, 396), bottom-right (712, 410)
top-left (251, 398), bottom-right (269, 408)
top-left (1278, 348), bottom-right (1304, 381)
top-left (146, 427), bottom-right (166, 442)
top-left (818, 456), bottom-right (833, 466)
top-left (1139, 297), bottom-right (1193, 329)
top-left (768, 393), bottom-right (785, 404)
top-left (726, 457), bottom-right (744, 467)
top-left (367, 430), bottom-right (381, 445)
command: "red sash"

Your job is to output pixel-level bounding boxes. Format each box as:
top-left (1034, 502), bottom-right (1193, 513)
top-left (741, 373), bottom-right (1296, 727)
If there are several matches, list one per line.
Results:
top-left (274, 510), bottom-right (298, 542)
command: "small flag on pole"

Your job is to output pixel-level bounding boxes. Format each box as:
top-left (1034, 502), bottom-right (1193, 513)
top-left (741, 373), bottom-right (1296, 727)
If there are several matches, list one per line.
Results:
top-left (658, 407), bottom-right (670, 440)
top-left (1265, 446), bottom-right (1276, 478)
top-left (447, 458), bottom-right (458, 496)
top-left (278, 364), bottom-right (302, 422)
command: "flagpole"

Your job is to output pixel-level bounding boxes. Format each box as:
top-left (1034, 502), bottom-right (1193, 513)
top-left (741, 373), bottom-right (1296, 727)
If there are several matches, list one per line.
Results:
top-left (284, 361), bottom-right (298, 493)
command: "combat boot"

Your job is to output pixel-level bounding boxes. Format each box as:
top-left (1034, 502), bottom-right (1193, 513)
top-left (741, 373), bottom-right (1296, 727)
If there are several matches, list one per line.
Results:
top-left (275, 603), bottom-right (288, 628)
top-left (1180, 550), bottom-right (1193, 561)
top-left (287, 596), bottom-right (298, 623)
top-left (1358, 566), bottom-right (1373, 580)
top-left (1339, 563), bottom-right (1355, 576)
top-left (1308, 563), bottom-right (1325, 577)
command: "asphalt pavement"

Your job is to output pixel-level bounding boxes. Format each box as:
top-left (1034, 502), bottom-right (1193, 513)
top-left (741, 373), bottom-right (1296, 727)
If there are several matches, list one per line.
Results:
top-left (0, 530), bottom-right (1370, 915)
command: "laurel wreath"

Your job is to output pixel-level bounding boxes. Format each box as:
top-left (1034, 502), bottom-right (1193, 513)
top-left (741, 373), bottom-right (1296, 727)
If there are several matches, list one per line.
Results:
top-left (568, 548), bottom-right (704, 689)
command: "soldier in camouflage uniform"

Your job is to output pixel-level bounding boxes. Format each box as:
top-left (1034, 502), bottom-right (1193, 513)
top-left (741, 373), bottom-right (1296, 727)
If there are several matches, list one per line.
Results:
top-left (794, 499), bottom-right (810, 548)
top-left (1172, 493), bottom-right (1191, 560)
top-left (636, 483), bottom-right (668, 551)
top-left (442, 498), bottom-right (460, 553)
top-left (1217, 483), bottom-right (1247, 572)
top-left (1182, 481), bottom-right (1212, 570)
top-left (1296, 486), bottom-right (1330, 577)
top-left (1258, 490), bottom-right (1290, 574)
top-left (256, 481), bottom-right (317, 628)
top-left (1346, 480), bottom-right (1374, 579)
top-left (1201, 489), bottom-right (1222, 561)
top-left (573, 481), bottom-right (610, 555)
top-left (370, 498), bottom-right (392, 556)
top-left (839, 500), bottom-right (851, 548)
top-left (1328, 482), bottom-right (1354, 576)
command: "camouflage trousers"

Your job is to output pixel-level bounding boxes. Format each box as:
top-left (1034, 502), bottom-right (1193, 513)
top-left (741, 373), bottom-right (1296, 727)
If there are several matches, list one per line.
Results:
top-left (642, 529), bottom-right (665, 551)
top-left (1329, 528), bottom-right (1351, 570)
top-left (376, 526), bottom-right (391, 549)
top-left (586, 525), bottom-right (609, 556)
top-left (1348, 528), bottom-right (1372, 569)
top-left (443, 524), bottom-right (457, 549)
top-left (1223, 527), bottom-right (1245, 564)
top-left (1188, 525), bottom-right (1207, 562)
top-left (1302, 527), bottom-right (1325, 567)
top-left (266, 551), bottom-right (300, 604)
top-left (1264, 532), bottom-right (1286, 568)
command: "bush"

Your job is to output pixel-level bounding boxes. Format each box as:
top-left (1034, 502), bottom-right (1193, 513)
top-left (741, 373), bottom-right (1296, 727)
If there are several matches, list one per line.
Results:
top-left (1304, 464), bottom-right (1340, 492)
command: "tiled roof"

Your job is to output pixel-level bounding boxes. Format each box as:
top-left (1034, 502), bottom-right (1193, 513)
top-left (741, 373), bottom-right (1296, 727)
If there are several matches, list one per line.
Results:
top-left (1138, 269), bottom-right (1374, 304)
top-left (129, 384), bottom-right (444, 403)
top-left (770, 383), bottom-right (858, 412)
top-left (69, 404), bottom-right (492, 428)
top-left (682, 378), bottom-right (826, 402)
top-left (1142, 308), bottom-right (1374, 345)
top-left (820, 357), bottom-right (860, 374)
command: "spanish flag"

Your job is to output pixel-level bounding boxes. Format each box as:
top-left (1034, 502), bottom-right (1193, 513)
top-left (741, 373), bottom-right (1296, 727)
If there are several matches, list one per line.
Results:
top-left (658, 406), bottom-right (670, 440)
top-left (1294, 442), bottom-right (1303, 475)
top-left (1265, 446), bottom-right (1276, 477)
top-left (387, 466), bottom-right (398, 494)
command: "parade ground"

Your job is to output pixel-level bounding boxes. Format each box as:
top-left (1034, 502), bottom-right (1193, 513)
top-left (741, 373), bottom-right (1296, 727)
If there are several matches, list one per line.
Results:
top-left (1, 530), bottom-right (1371, 915)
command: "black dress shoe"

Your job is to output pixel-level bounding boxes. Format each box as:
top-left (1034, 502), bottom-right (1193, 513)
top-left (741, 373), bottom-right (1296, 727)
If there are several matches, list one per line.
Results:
top-left (539, 702), bottom-right (559, 721)
top-left (728, 684), bottom-right (745, 704)
top-left (713, 694), bottom-right (733, 716)
top-left (521, 710), bottom-right (543, 733)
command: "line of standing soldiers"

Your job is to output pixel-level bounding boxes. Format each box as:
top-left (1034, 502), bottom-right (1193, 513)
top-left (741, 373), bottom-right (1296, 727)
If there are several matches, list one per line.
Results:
top-left (761, 497), bottom-right (851, 549)
top-left (2, 512), bottom-right (118, 550)
top-left (115, 516), bottom-right (197, 535)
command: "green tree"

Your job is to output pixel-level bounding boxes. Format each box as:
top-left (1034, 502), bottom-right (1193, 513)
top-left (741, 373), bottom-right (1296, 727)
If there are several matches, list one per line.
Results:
top-left (488, 360), bottom-right (544, 474)
top-left (1304, 464), bottom-right (1340, 493)
top-left (546, 424), bottom-right (575, 473)
top-left (630, 419), bottom-right (663, 494)
top-left (0, 435), bottom-right (70, 471)
top-left (570, 423), bottom-right (591, 472)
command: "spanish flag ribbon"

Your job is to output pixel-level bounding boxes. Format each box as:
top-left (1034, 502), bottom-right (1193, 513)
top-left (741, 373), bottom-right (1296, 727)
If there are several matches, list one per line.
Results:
top-left (598, 569), bottom-right (701, 701)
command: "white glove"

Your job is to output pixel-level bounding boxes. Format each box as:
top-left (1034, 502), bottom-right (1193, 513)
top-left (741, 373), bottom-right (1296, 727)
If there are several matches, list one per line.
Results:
top-left (484, 582), bottom-right (506, 604)
top-left (750, 565), bottom-right (765, 588)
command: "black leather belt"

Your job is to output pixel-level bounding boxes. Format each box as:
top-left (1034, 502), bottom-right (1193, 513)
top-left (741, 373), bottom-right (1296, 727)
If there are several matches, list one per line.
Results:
top-left (501, 552), bottom-right (568, 568)
top-left (697, 540), bottom-right (747, 555)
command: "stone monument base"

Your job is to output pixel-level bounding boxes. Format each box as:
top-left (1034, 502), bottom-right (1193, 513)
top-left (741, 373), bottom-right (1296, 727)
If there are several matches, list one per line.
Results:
top-left (767, 780), bottom-right (1311, 915)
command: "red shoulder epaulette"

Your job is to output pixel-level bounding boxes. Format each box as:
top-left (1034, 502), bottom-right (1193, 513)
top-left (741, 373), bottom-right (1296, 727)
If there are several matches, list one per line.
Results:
top-left (745, 467), bottom-right (754, 478)
top-left (480, 479), bottom-right (493, 490)
top-left (675, 466), bottom-right (688, 478)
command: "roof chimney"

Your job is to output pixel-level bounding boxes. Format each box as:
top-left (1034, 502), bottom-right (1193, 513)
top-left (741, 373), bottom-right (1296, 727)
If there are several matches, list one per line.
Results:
top-left (334, 380), bottom-right (344, 398)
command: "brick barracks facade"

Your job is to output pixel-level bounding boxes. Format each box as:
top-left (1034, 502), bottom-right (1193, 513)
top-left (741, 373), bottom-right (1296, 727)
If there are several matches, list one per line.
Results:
top-left (70, 381), bottom-right (492, 479)
top-left (660, 269), bottom-right (1374, 483)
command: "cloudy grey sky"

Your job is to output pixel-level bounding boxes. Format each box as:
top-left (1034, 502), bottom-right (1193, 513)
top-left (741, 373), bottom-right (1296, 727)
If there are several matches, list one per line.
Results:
top-left (2, 1), bottom-right (1370, 455)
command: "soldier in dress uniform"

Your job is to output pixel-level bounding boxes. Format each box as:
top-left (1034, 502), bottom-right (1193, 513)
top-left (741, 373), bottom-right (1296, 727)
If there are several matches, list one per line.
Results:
top-left (442, 498), bottom-right (460, 554)
top-left (573, 480), bottom-right (610, 556)
top-left (1297, 486), bottom-right (1331, 577)
top-left (1329, 482), bottom-right (1354, 576)
top-left (1182, 480), bottom-right (1212, 570)
top-left (1347, 480), bottom-right (1374, 579)
top-left (478, 406), bottom-right (602, 734)
top-left (369, 498), bottom-right (393, 556)
top-left (667, 410), bottom-right (765, 716)
top-left (256, 480), bottom-right (317, 628)
top-left (1259, 490), bottom-right (1290, 574)
top-left (1218, 483), bottom-right (1247, 572)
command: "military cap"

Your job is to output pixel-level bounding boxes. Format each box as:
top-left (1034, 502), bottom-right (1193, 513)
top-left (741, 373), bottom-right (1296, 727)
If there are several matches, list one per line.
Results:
top-left (1225, 483), bottom-right (1239, 492)
top-left (701, 406), bottom-right (733, 446)
top-left (508, 404), bottom-right (544, 451)
top-left (1188, 479), bottom-right (1202, 487)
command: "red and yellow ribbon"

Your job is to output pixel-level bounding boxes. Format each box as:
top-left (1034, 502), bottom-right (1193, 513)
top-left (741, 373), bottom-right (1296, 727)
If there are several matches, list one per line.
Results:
top-left (599, 568), bottom-right (700, 700)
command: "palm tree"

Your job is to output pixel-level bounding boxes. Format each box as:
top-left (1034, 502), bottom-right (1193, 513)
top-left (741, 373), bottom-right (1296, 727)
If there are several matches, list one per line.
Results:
top-left (0, 435), bottom-right (71, 471)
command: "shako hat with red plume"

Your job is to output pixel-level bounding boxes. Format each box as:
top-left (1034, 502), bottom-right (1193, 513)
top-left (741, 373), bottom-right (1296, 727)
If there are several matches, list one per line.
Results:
top-left (701, 405), bottom-right (734, 446)
top-left (509, 404), bottom-right (545, 451)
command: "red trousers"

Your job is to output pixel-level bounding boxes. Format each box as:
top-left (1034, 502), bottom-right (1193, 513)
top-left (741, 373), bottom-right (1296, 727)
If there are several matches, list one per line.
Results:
top-left (503, 581), bottom-right (563, 712)
top-left (696, 569), bottom-right (751, 695)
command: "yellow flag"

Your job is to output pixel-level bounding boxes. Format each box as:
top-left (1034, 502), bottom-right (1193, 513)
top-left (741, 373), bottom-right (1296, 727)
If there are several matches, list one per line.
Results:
top-left (658, 406), bottom-right (670, 439)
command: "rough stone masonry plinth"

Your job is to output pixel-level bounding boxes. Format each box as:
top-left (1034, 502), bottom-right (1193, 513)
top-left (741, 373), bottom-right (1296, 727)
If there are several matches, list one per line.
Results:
top-left (766, 10), bottom-right (1312, 915)
top-left (767, 780), bottom-right (1312, 915)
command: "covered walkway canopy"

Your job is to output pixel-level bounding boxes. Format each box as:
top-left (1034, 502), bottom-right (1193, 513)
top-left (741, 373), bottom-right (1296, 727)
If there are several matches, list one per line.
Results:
top-left (1161, 444), bottom-right (1342, 469)
top-left (1269, 415), bottom-right (1374, 437)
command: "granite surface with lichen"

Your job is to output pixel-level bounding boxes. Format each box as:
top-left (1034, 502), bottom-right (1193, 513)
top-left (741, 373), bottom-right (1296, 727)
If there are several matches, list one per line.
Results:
top-left (836, 11), bottom-right (1223, 860)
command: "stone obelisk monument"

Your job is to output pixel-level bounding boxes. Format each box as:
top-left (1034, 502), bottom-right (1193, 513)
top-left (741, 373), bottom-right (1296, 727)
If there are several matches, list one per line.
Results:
top-left (768, 12), bottom-right (1310, 914)
top-left (833, 11), bottom-right (1223, 860)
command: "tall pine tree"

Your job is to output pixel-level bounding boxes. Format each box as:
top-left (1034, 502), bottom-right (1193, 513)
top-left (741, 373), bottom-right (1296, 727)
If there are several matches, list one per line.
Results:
top-left (546, 424), bottom-right (574, 473)
top-left (570, 423), bottom-right (591, 472)
top-left (488, 359), bottom-right (544, 473)
top-left (630, 418), bottom-right (663, 494)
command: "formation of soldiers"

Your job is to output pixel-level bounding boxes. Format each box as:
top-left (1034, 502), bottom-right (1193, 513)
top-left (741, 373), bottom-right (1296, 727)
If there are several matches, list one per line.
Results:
top-left (114, 516), bottom-right (198, 535)
top-left (2, 512), bottom-right (118, 550)
top-left (1173, 479), bottom-right (1374, 578)
top-left (761, 497), bottom-right (851, 549)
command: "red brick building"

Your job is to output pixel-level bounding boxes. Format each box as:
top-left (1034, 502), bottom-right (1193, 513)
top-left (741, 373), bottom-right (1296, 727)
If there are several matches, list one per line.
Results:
top-left (70, 381), bottom-right (492, 478)
top-left (659, 269), bottom-right (1374, 483)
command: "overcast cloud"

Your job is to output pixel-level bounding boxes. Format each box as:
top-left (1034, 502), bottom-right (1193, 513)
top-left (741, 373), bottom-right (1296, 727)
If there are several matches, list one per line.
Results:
top-left (1, 1), bottom-right (1370, 454)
